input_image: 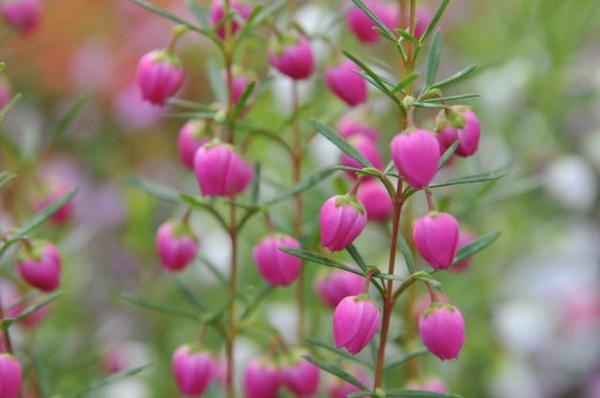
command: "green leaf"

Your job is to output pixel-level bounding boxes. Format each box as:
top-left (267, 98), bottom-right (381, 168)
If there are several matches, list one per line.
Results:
top-left (426, 32), bottom-right (443, 86)
top-left (306, 338), bottom-right (374, 369)
top-left (453, 231), bottom-right (501, 265)
top-left (393, 72), bottom-right (419, 93)
top-left (207, 60), bottom-right (228, 104)
top-left (348, 392), bottom-right (375, 398)
top-left (240, 284), bottom-right (274, 321)
top-left (303, 355), bottom-right (370, 390)
top-left (279, 247), bottom-right (364, 277)
top-left (0, 92), bottom-right (22, 121)
top-left (1, 291), bottom-right (63, 328)
top-left (122, 293), bottom-right (198, 320)
top-left (51, 95), bottom-right (88, 141)
top-left (430, 170), bottom-right (508, 189)
top-left (180, 194), bottom-right (229, 231)
top-left (413, 101), bottom-right (448, 109)
top-left (312, 119), bottom-right (372, 168)
top-left (346, 244), bottom-right (368, 274)
top-left (166, 111), bottom-right (216, 120)
top-left (397, 233), bottom-right (415, 273)
top-left (350, 0), bottom-right (396, 42)
top-left (126, 176), bottom-right (181, 203)
top-left (439, 140), bottom-right (460, 169)
top-left (231, 80), bottom-right (255, 120)
top-left (252, 0), bottom-right (288, 25)
top-left (431, 65), bottom-right (480, 89)
top-left (395, 28), bottom-right (419, 44)
top-left (419, 0), bottom-right (450, 44)
top-left (265, 167), bottom-right (335, 206)
top-left (423, 93), bottom-right (479, 103)
top-left (32, 349), bottom-right (52, 397)
top-left (175, 277), bottom-right (207, 311)
top-left (184, 0), bottom-right (210, 29)
top-left (386, 390), bottom-right (462, 397)
top-left (251, 163), bottom-right (261, 205)
top-left (0, 171), bottom-right (16, 190)
top-left (384, 348), bottom-right (429, 371)
top-left (68, 364), bottom-right (152, 398)
top-left (167, 98), bottom-right (216, 112)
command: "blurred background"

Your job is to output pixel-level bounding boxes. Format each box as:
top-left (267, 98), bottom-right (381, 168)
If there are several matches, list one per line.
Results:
top-left (0, 0), bottom-right (599, 397)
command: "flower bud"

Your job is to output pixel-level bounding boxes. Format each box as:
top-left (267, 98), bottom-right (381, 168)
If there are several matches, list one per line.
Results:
top-left (156, 219), bottom-right (199, 272)
top-left (340, 135), bottom-right (384, 179)
top-left (327, 368), bottom-right (370, 398)
top-left (282, 355), bottom-right (320, 396)
top-left (357, 180), bottom-right (393, 222)
top-left (325, 60), bottom-right (368, 107)
top-left (17, 241), bottom-right (61, 292)
top-left (253, 234), bottom-right (302, 286)
top-left (244, 359), bottom-right (281, 398)
top-left (333, 295), bottom-right (381, 355)
top-left (418, 303), bottom-right (465, 360)
top-left (0, 76), bottom-right (11, 109)
top-left (315, 268), bottom-right (364, 309)
top-left (0, 354), bottom-right (22, 398)
top-left (319, 195), bottom-right (367, 252)
top-left (1, 0), bottom-right (40, 33)
top-left (178, 120), bottom-right (210, 169)
top-left (451, 232), bottom-right (476, 271)
top-left (436, 108), bottom-right (481, 157)
top-left (210, 0), bottom-right (251, 40)
top-left (136, 50), bottom-right (184, 106)
top-left (406, 377), bottom-right (448, 393)
top-left (413, 212), bottom-right (459, 270)
top-left (269, 35), bottom-right (314, 80)
top-left (172, 345), bottom-right (217, 396)
top-left (390, 129), bottom-right (441, 189)
top-left (346, 1), bottom-right (398, 43)
top-left (193, 141), bottom-right (254, 197)
top-left (336, 116), bottom-right (379, 142)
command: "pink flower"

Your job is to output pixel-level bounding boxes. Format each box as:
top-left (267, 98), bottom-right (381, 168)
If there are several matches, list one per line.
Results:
top-left (419, 303), bottom-right (465, 360)
top-left (436, 109), bottom-right (481, 157)
top-left (333, 295), bottom-right (381, 355)
top-left (327, 368), bottom-right (370, 398)
top-left (269, 36), bottom-right (314, 80)
top-left (210, 0), bottom-right (251, 40)
top-left (319, 195), bottom-right (367, 252)
top-left (336, 116), bottom-right (379, 142)
top-left (406, 377), bottom-right (448, 393)
top-left (136, 50), bottom-right (184, 106)
top-left (282, 357), bottom-right (320, 396)
top-left (340, 135), bottom-right (384, 179)
top-left (325, 60), bottom-right (368, 107)
top-left (315, 269), bottom-right (364, 309)
top-left (390, 129), bottom-right (440, 189)
top-left (244, 359), bottom-right (281, 398)
top-left (414, 9), bottom-right (433, 38)
top-left (253, 235), bottom-right (302, 286)
top-left (34, 185), bottom-right (75, 225)
top-left (346, 0), bottom-right (398, 43)
top-left (17, 241), bottom-right (61, 292)
top-left (1, 0), bottom-right (40, 33)
top-left (172, 345), bottom-right (217, 396)
top-left (357, 180), bottom-right (393, 222)
top-left (451, 232), bottom-right (477, 271)
top-left (113, 84), bottom-right (163, 130)
top-left (193, 141), bottom-right (254, 197)
top-left (178, 120), bottom-right (210, 169)
top-left (230, 74), bottom-right (251, 105)
top-left (0, 354), bottom-right (22, 398)
top-left (155, 220), bottom-right (199, 272)
top-left (413, 212), bottom-right (460, 270)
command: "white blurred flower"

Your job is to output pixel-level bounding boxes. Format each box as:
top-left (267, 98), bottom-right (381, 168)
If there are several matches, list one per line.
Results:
top-left (309, 134), bottom-right (341, 169)
top-left (543, 155), bottom-right (597, 212)
top-left (100, 379), bottom-right (149, 398)
top-left (265, 303), bottom-right (298, 345)
top-left (490, 359), bottom-right (544, 398)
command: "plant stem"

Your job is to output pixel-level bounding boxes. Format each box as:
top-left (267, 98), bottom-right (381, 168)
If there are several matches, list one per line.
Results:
top-left (226, 200), bottom-right (238, 398)
top-left (0, 289), bottom-right (13, 354)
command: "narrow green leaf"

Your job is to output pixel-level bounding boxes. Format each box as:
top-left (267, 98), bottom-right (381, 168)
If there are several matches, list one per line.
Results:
top-left (131, 0), bottom-right (209, 35)
top-left (430, 170), bottom-right (508, 189)
top-left (68, 364), bottom-right (152, 398)
top-left (166, 111), bottom-right (216, 120)
top-left (395, 28), bottom-right (419, 44)
top-left (426, 32), bottom-right (443, 86)
top-left (251, 163), bottom-right (261, 205)
top-left (179, 194), bottom-right (229, 231)
top-left (393, 72), bottom-right (419, 93)
top-left (343, 51), bottom-right (401, 108)
top-left (122, 293), bottom-right (198, 320)
top-left (167, 98), bottom-right (215, 111)
top-left (279, 248), bottom-right (364, 277)
top-left (419, 0), bottom-right (450, 44)
top-left (0, 171), bottom-right (16, 190)
top-left (0, 92), bottom-right (22, 121)
top-left (265, 167), bottom-right (335, 206)
top-left (346, 244), bottom-right (368, 274)
top-left (231, 80), bottom-right (256, 120)
top-left (386, 390), bottom-right (461, 397)
top-left (413, 101), bottom-right (448, 109)
top-left (384, 348), bottom-right (428, 371)
top-left (126, 176), bottom-right (180, 203)
top-left (2, 291), bottom-right (63, 328)
top-left (207, 60), bottom-right (228, 104)
top-left (453, 232), bottom-right (501, 265)
top-left (175, 277), bottom-right (207, 311)
top-left (240, 284), bottom-right (274, 321)
top-left (348, 392), bottom-right (375, 398)
top-left (32, 349), bottom-right (51, 397)
top-left (438, 140), bottom-right (460, 169)
top-left (431, 65), bottom-right (480, 89)
top-left (397, 233), bottom-right (415, 273)
top-left (184, 0), bottom-right (210, 29)
top-left (306, 338), bottom-right (374, 369)
top-left (303, 355), bottom-right (370, 390)
top-left (312, 119), bottom-right (372, 168)
top-left (350, 0), bottom-right (396, 41)
top-left (52, 95), bottom-right (88, 140)
top-left (423, 93), bottom-right (479, 103)
top-left (252, 0), bottom-right (287, 25)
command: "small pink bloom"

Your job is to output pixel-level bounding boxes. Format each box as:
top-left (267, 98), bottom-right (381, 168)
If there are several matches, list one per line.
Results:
top-left (414, 9), bottom-right (433, 38)
top-left (325, 60), bottom-right (368, 107)
top-left (436, 109), bottom-right (481, 157)
top-left (210, 0), bottom-right (251, 40)
top-left (230, 74), bottom-right (251, 105)
top-left (178, 120), bottom-right (210, 169)
top-left (0, 354), bottom-right (22, 398)
top-left (406, 377), bottom-right (448, 393)
top-left (17, 241), bottom-right (61, 292)
top-left (319, 195), bottom-right (367, 252)
top-left (193, 141), bottom-right (254, 197)
top-left (253, 234), bottom-right (302, 286)
top-left (333, 295), bottom-right (381, 355)
top-left (390, 129), bottom-right (440, 189)
top-left (357, 180), bottom-right (393, 222)
top-left (315, 268), bottom-right (364, 309)
top-left (0, 76), bottom-right (11, 109)
top-left (419, 303), bottom-right (465, 360)
top-left (269, 36), bottom-right (314, 80)
top-left (1, 0), bottom-right (40, 32)
top-left (413, 212), bottom-right (460, 270)
top-left (136, 50), bottom-right (184, 106)
top-left (155, 220), bottom-right (199, 272)
top-left (451, 232), bottom-right (477, 271)
top-left (282, 357), bottom-right (320, 396)
top-left (327, 368), bottom-right (370, 398)
top-left (346, 0), bottom-right (398, 43)
top-left (113, 84), bottom-right (163, 130)
top-left (172, 345), bottom-right (217, 396)
top-left (34, 185), bottom-right (75, 225)
top-left (340, 135), bottom-right (384, 179)
top-left (244, 359), bottom-right (281, 398)
top-left (336, 116), bottom-right (379, 142)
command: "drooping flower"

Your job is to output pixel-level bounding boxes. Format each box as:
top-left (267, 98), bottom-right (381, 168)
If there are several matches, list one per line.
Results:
top-left (325, 60), bottom-right (368, 107)
top-left (269, 35), bottom-right (314, 80)
top-left (177, 120), bottom-right (210, 169)
top-left (413, 212), bottom-right (460, 270)
top-left (243, 359), bottom-right (281, 398)
top-left (419, 303), bottom-right (465, 360)
top-left (172, 345), bottom-right (218, 396)
top-left (319, 195), bottom-right (367, 252)
top-left (315, 268), bottom-right (364, 308)
top-left (390, 129), bottom-right (441, 189)
top-left (17, 241), bottom-right (61, 292)
top-left (333, 295), bottom-right (381, 355)
top-left (155, 219), bottom-right (199, 272)
top-left (253, 234), bottom-right (302, 286)
top-left (136, 50), bottom-right (184, 106)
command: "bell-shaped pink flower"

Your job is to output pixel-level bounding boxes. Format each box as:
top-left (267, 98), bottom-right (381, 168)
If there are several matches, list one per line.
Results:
top-left (210, 0), bottom-right (251, 40)
top-left (253, 234), bottom-right (302, 286)
top-left (0, 354), bottom-right (22, 398)
top-left (419, 303), bottom-right (465, 360)
top-left (333, 295), bottom-right (381, 355)
top-left (0, 76), bottom-right (11, 109)
top-left (451, 232), bottom-right (476, 271)
top-left (325, 60), bottom-right (368, 107)
top-left (178, 120), bottom-right (210, 169)
top-left (282, 357), bottom-right (320, 396)
top-left (172, 345), bottom-right (217, 396)
top-left (346, 0), bottom-right (398, 43)
top-left (136, 50), bottom-right (184, 106)
top-left (156, 219), bottom-right (199, 272)
top-left (34, 185), bottom-right (75, 225)
top-left (357, 180), bottom-right (393, 222)
top-left (319, 195), bottom-right (367, 252)
top-left (17, 241), bottom-right (61, 292)
top-left (336, 116), bottom-right (379, 142)
top-left (315, 268), bottom-right (364, 309)
top-left (407, 377), bottom-right (448, 393)
top-left (269, 36), bottom-right (314, 80)
top-left (327, 368), bottom-right (370, 398)
top-left (193, 141), bottom-right (254, 197)
top-left (1, 0), bottom-right (40, 33)
top-left (413, 212), bottom-right (460, 270)
top-left (244, 359), bottom-right (281, 398)
top-left (437, 110), bottom-right (481, 157)
top-left (340, 135), bottom-right (384, 179)
top-left (390, 129), bottom-right (440, 189)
